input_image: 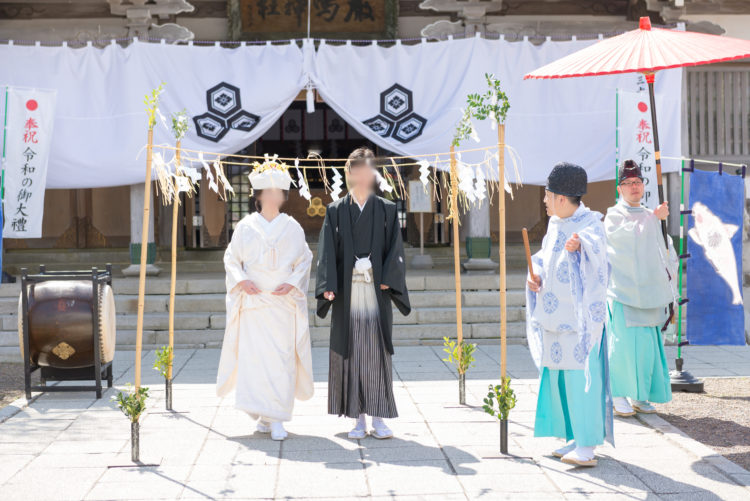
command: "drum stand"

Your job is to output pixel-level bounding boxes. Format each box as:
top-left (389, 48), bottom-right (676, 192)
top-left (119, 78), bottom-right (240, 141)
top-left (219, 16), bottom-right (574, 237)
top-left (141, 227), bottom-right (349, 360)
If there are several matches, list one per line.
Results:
top-left (21, 265), bottom-right (114, 399)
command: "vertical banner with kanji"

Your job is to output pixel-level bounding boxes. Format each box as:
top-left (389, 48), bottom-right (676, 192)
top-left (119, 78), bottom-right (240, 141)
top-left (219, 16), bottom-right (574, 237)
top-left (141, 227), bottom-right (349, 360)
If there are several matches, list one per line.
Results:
top-left (1, 87), bottom-right (56, 238)
top-left (617, 89), bottom-right (659, 209)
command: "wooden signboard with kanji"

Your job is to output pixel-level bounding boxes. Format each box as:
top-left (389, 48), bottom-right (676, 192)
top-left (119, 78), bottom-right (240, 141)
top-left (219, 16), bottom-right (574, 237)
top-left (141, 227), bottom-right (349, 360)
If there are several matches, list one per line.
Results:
top-left (228, 0), bottom-right (397, 39)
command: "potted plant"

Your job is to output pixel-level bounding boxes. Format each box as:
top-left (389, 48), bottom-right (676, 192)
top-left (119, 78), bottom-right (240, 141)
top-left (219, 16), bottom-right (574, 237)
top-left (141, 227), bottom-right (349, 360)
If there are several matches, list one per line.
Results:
top-left (442, 336), bottom-right (477, 405)
top-left (113, 383), bottom-right (149, 462)
top-left (482, 377), bottom-right (516, 454)
top-left (153, 345), bottom-right (173, 410)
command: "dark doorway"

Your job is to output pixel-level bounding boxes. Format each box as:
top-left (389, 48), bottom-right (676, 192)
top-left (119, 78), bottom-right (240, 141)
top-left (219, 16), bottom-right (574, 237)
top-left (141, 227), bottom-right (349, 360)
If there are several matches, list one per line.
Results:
top-left (224, 101), bottom-right (408, 241)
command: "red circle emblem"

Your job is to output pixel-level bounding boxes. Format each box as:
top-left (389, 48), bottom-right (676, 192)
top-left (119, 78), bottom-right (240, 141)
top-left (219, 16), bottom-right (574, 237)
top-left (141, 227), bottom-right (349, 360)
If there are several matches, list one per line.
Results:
top-left (637, 101), bottom-right (648, 113)
top-left (26, 99), bottom-right (38, 111)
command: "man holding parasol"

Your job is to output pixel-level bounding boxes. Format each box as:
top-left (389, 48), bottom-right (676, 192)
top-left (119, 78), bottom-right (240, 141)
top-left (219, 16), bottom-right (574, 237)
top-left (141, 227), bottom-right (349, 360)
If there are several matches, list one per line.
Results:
top-left (605, 160), bottom-right (676, 416)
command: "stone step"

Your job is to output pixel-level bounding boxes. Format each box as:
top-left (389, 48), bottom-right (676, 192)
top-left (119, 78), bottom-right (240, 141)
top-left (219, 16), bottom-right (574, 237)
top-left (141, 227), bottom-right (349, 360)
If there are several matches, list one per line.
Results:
top-left (0, 319), bottom-right (531, 360)
top-left (0, 271), bottom-right (530, 296)
top-left (0, 318), bottom-right (532, 362)
top-left (3, 243), bottom-right (532, 263)
top-left (0, 283), bottom-right (529, 315)
top-left (0, 303), bottom-right (526, 333)
top-left (202, 305), bottom-right (525, 330)
top-left (3, 243), bottom-right (535, 276)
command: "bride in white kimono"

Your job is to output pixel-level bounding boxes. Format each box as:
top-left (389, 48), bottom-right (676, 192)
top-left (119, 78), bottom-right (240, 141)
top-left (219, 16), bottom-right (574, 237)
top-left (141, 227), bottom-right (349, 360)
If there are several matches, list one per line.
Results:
top-left (216, 159), bottom-right (314, 441)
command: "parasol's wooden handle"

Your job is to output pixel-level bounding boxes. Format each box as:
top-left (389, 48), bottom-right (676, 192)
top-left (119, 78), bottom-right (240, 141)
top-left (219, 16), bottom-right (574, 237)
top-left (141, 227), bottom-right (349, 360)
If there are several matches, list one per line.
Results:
top-left (522, 228), bottom-right (537, 280)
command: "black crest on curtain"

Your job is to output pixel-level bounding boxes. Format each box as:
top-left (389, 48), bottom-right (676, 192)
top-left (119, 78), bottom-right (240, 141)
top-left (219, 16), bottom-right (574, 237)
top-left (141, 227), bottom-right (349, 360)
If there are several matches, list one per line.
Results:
top-left (193, 82), bottom-right (261, 142)
top-left (363, 83), bottom-right (427, 144)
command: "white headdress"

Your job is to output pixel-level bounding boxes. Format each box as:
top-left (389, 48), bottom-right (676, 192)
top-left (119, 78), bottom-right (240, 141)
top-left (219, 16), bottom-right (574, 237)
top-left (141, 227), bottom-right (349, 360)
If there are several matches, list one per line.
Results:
top-left (248, 156), bottom-right (293, 191)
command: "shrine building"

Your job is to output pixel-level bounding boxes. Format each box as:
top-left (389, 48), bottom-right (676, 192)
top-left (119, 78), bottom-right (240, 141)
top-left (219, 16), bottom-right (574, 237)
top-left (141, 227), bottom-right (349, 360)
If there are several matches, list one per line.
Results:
top-left (0, 0), bottom-right (748, 274)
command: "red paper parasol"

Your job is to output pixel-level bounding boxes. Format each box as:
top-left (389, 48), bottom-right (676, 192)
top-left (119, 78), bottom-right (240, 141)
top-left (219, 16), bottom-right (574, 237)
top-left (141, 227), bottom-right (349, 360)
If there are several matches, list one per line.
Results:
top-left (525, 17), bottom-right (750, 244)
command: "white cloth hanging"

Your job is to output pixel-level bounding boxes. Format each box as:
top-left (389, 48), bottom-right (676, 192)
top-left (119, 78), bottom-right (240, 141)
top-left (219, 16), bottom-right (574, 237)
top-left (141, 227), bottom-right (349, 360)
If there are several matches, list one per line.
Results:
top-left (0, 37), bottom-right (682, 188)
top-left (0, 41), bottom-right (306, 188)
top-left (311, 36), bottom-right (682, 183)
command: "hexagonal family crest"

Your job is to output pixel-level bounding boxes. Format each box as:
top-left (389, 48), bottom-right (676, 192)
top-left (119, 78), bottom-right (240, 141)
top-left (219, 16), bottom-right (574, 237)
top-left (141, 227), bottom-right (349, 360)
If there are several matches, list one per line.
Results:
top-left (193, 82), bottom-right (261, 142)
top-left (363, 83), bottom-right (427, 144)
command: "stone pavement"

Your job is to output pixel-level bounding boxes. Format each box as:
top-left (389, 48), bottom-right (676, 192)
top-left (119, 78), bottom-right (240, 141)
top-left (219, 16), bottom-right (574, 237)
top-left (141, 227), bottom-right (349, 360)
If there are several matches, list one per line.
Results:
top-left (1, 344), bottom-right (749, 500)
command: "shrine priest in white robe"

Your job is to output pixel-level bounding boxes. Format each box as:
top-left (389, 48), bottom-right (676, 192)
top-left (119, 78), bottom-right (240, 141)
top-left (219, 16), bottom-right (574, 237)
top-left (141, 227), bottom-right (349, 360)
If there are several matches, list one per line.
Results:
top-left (217, 158), bottom-right (314, 441)
top-left (605, 160), bottom-right (676, 417)
top-left (526, 162), bottom-right (614, 467)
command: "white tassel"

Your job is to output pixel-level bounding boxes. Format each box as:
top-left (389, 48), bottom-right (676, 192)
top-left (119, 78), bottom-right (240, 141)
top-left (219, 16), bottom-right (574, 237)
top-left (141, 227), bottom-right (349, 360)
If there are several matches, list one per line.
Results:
top-left (156, 108), bottom-right (169, 133)
top-left (181, 165), bottom-right (201, 184)
top-left (374, 169), bottom-right (393, 193)
top-left (295, 158), bottom-right (311, 201)
top-left (418, 160), bottom-right (430, 186)
top-left (214, 160), bottom-right (234, 196)
top-left (152, 151), bottom-right (166, 169)
top-left (469, 121), bottom-right (480, 143)
top-left (330, 167), bottom-right (343, 201)
top-left (474, 166), bottom-right (487, 202)
top-left (198, 151), bottom-right (210, 172)
top-left (204, 157), bottom-right (218, 193)
top-left (458, 162), bottom-right (476, 203)
top-left (175, 176), bottom-right (192, 193)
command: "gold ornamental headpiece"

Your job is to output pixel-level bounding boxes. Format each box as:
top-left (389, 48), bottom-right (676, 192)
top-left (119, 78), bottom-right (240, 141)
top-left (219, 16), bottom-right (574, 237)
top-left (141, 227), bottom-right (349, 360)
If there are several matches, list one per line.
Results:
top-left (248, 154), bottom-right (293, 191)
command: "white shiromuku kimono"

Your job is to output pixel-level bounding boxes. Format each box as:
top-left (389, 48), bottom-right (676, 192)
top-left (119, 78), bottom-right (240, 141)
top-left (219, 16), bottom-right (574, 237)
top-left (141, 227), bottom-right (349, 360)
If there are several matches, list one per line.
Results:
top-left (526, 204), bottom-right (609, 379)
top-left (216, 212), bottom-right (314, 422)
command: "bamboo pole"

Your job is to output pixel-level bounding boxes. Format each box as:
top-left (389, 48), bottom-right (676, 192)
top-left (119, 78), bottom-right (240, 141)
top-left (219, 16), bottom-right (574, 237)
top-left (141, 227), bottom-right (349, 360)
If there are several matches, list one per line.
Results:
top-left (497, 124), bottom-right (507, 380)
top-left (168, 143), bottom-right (181, 381)
top-left (449, 146), bottom-right (464, 349)
top-left (134, 127), bottom-right (154, 391)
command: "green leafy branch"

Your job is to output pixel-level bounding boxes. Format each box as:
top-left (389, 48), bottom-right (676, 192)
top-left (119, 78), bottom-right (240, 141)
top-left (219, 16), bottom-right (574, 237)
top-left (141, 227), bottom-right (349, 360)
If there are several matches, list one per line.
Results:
top-left (144, 83), bottom-right (165, 129)
top-left (452, 73), bottom-right (511, 147)
top-left (482, 377), bottom-right (517, 421)
top-left (112, 384), bottom-right (149, 422)
top-left (442, 336), bottom-right (477, 375)
top-left (153, 345), bottom-right (173, 379)
top-left (171, 110), bottom-right (189, 141)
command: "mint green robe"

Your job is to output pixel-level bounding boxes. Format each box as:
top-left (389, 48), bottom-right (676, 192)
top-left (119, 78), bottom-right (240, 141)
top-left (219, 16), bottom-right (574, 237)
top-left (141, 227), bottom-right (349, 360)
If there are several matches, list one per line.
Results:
top-left (607, 300), bottom-right (672, 403)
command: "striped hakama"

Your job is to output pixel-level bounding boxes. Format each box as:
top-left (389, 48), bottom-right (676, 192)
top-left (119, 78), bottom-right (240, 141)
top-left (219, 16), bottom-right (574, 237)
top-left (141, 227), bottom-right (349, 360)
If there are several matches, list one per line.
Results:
top-left (328, 266), bottom-right (398, 419)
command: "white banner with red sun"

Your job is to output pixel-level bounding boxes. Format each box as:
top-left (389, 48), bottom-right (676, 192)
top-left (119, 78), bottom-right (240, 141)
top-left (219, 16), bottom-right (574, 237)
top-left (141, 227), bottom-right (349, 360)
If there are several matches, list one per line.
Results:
top-left (617, 89), bottom-right (680, 210)
top-left (2, 87), bottom-right (57, 238)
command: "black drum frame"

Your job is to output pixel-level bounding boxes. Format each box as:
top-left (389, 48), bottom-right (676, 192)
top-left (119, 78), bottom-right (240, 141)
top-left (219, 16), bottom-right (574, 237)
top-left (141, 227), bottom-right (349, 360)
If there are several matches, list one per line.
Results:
top-left (21, 265), bottom-right (114, 399)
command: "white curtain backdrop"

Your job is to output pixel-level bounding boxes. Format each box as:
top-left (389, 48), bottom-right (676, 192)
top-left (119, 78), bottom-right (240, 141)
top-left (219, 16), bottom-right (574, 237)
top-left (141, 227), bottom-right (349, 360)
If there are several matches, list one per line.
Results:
top-left (0, 41), bottom-right (306, 188)
top-left (0, 37), bottom-right (681, 189)
top-left (312, 36), bottom-right (682, 184)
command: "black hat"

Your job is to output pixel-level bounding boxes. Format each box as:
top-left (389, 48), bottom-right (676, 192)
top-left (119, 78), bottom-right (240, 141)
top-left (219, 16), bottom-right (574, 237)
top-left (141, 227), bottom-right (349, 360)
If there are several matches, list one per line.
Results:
top-left (618, 159), bottom-right (643, 184)
top-left (546, 162), bottom-right (587, 197)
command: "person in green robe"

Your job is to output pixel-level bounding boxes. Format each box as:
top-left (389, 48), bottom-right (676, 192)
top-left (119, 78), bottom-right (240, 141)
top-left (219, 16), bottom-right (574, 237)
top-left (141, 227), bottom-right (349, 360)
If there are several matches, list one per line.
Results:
top-left (605, 160), bottom-right (676, 416)
top-left (316, 147), bottom-right (411, 440)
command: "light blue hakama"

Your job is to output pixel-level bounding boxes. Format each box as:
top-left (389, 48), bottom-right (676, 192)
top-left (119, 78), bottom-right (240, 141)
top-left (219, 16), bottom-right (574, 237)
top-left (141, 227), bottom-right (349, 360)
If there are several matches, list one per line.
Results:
top-left (607, 300), bottom-right (672, 404)
top-left (534, 331), bottom-right (611, 447)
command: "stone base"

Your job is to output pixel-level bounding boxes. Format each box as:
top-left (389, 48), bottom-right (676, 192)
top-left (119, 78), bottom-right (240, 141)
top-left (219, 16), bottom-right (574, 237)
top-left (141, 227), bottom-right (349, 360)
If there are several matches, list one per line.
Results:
top-left (462, 258), bottom-right (498, 274)
top-left (410, 254), bottom-right (434, 270)
top-left (122, 264), bottom-right (161, 277)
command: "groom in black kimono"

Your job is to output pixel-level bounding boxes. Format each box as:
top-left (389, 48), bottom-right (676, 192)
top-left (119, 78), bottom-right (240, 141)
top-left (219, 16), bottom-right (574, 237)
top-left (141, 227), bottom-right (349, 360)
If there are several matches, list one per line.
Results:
top-left (316, 147), bottom-right (410, 439)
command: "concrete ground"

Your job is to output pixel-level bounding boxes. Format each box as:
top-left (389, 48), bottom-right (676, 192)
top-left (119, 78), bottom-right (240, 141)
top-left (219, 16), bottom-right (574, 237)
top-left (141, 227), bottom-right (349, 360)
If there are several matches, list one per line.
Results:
top-left (0, 344), bottom-right (749, 500)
